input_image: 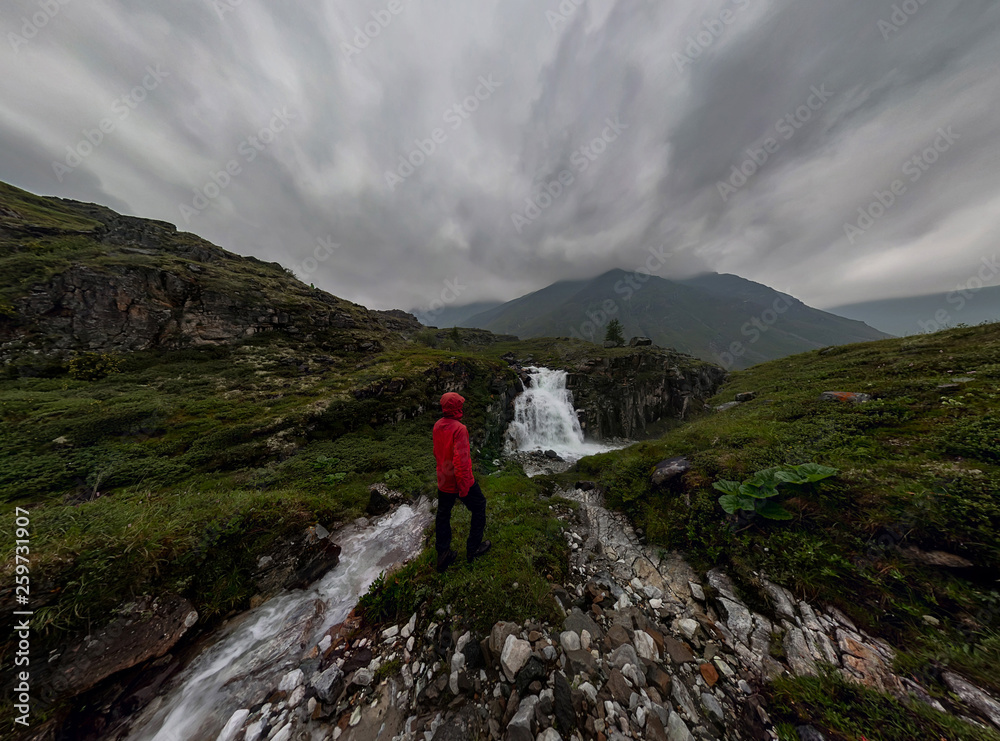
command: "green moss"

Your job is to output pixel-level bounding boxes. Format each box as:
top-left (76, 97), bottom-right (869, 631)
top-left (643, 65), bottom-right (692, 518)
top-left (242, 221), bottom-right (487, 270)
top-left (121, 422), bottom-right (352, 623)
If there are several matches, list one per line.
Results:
top-left (358, 470), bottom-right (571, 634)
top-left (770, 666), bottom-right (1000, 741)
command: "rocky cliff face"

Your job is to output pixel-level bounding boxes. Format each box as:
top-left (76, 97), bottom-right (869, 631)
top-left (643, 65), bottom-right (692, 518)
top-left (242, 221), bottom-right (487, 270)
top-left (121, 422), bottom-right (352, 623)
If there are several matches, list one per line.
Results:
top-left (563, 351), bottom-right (728, 440)
top-left (0, 185), bottom-right (422, 365)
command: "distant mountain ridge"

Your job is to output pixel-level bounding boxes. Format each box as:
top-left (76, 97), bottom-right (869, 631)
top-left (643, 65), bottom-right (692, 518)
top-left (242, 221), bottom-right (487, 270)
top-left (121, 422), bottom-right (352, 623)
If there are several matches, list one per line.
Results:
top-left (461, 269), bottom-right (890, 369)
top-left (829, 287), bottom-right (1000, 337)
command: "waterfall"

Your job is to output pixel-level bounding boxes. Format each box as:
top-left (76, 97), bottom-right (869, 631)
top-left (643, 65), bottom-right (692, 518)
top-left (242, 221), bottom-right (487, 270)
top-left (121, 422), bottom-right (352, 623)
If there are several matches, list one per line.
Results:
top-left (505, 367), bottom-right (621, 462)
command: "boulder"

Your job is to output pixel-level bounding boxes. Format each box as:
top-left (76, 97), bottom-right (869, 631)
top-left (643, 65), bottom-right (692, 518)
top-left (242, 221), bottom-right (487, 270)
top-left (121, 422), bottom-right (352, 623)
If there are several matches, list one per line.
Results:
top-left (366, 482), bottom-right (407, 516)
top-left (819, 391), bottom-right (872, 403)
top-left (650, 457), bottom-right (691, 487)
top-left (629, 336), bottom-right (653, 347)
top-left (735, 391), bottom-right (757, 402)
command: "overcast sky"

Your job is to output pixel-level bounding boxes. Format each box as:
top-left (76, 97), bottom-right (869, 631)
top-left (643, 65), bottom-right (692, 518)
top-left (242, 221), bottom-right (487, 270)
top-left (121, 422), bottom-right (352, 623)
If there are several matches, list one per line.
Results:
top-left (2, 0), bottom-right (999, 313)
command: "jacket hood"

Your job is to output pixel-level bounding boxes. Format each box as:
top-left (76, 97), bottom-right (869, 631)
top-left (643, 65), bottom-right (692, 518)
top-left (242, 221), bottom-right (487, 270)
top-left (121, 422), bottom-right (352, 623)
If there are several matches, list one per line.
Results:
top-left (440, 392), bottom-right (465, 419)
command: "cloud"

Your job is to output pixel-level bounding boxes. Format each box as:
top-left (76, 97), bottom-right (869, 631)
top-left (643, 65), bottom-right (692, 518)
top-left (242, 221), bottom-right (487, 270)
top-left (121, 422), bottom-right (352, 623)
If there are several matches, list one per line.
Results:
top-left (1, 0), bottom-right (998, 312)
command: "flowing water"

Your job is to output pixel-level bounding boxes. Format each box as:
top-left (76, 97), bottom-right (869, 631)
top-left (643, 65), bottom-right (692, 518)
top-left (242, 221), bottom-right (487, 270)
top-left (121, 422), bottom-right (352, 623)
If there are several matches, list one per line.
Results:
top-left (504, 366), bottom-right (624, 464)
top-left (126, 499), bottom-right (431, 741)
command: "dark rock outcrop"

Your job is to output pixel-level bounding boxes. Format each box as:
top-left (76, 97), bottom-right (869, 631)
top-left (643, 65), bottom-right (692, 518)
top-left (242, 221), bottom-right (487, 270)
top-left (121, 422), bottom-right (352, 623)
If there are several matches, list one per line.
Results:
top-left (0, 189), bottom-right (423, 364)
top-left (45, 595), bottom-right (198, 698)
top-left (564, 350), bottom-right (727, 439)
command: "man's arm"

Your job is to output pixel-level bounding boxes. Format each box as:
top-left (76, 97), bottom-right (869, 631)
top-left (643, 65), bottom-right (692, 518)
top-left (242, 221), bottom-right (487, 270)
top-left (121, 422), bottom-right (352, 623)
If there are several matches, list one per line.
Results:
top-left (452, 425), bottom-right (475, 497)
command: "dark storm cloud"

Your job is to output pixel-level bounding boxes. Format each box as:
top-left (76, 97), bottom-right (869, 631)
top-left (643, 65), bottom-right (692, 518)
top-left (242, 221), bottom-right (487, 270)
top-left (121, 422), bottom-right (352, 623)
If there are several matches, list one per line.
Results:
top-left (1, 0), bottom-right (998, 311)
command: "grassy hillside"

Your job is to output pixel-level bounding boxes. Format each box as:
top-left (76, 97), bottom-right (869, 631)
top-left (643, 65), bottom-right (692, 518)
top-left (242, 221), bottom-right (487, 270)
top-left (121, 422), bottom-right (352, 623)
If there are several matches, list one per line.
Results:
top-left (0, 330), bottom-right (530, 644)
top-left (568, 322), bottom-right (1000, 704)
top-left (464, 269), bottom-right (890, 369)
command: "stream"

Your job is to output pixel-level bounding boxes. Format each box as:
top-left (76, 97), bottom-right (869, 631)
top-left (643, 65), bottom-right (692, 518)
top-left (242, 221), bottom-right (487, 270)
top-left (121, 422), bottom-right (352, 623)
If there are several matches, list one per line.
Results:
top-left (125, 500), bottom-right (431, 741)
top-left (123, 366), bottom-right (616, 739)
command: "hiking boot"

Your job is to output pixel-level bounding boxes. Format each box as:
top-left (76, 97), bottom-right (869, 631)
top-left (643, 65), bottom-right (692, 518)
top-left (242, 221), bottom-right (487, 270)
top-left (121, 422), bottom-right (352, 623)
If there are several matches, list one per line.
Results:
top-left (436, 549), bottom-right (457, 573)
top-left (467, 540), bottom-right (492, 561)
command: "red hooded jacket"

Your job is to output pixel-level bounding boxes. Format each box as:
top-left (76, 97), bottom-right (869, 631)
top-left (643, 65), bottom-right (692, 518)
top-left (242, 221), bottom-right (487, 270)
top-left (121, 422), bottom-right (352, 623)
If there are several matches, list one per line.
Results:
top-left (433, 392), bottom-right (475, 496)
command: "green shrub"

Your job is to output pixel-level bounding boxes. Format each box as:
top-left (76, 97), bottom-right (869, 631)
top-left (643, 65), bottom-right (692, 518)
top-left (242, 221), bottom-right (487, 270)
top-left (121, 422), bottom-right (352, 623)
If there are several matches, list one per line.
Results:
top-left (944, 414), bottom-right (1000, 463)
top-left (383, 466), bottom-right (423, 495)
top-left (715, 463), bottom-right (839, 520)
top-left (770, 665), bottom-right (1000, 741)
top-left (67, 353), bottom-right (124, 381)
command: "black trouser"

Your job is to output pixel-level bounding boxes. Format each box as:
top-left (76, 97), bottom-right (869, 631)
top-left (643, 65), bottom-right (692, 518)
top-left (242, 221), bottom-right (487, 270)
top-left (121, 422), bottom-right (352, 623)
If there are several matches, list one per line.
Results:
top-left (436, 481), bottom-right (486, 559)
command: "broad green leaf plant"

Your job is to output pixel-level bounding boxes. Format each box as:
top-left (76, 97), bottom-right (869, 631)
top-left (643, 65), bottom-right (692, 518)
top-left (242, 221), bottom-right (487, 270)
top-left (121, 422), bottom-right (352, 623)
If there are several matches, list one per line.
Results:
top-left (713, 463), bottom-right (839, 521)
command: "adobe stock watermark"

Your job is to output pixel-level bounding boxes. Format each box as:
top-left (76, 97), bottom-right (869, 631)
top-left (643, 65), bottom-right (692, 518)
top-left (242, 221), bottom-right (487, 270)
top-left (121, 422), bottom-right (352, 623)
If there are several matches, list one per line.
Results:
top-left (843, 126), bottom-right (959, 245)
top-left (7, 0), bottom-right (73, 54)
top-left (51, 65), bottom-right (170, 182)
top-left (546, 0), bottom-right (585, 31)
top-left (178, 106), bottom-right (297, 223)
top-left (384, 74), bottom-right (502, 191)
top-left (918, 255), bottom-right (1000, 334)
top-left (207, 0), bottom-right (246, 20)
top-left (510, 115), bottom-right (628, 233)
top-left (714, 295), bottom-right (793, 370)
top-left (289, 236), bottom-right (340, 283)
top-left (554, 243), bottom-right (671, 347)
top-left (340, 0), bottom-right (413, 60)
top-left (421, 277), bottom-right (467, 323)
top-left (717, 84), bottom-right (834, 202)
top-left (673, 0), bottom-right (751, 73)
top-left (878, 0), bottom-right (930, 40)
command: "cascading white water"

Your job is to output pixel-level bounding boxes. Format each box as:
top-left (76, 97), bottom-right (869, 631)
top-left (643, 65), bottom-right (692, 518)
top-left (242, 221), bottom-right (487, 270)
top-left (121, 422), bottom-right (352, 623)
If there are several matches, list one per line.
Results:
top-left (125, 500), bottom-right (431, 741)
top-left (505, 367), bottom-right (621, 462)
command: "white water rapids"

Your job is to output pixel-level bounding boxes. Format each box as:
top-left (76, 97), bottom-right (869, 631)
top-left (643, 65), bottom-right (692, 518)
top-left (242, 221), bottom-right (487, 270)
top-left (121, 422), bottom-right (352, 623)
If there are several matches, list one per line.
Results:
top-left (126, 500), bottom-right (431, 741)
top-left (504, 366), bottom-right (623, 463)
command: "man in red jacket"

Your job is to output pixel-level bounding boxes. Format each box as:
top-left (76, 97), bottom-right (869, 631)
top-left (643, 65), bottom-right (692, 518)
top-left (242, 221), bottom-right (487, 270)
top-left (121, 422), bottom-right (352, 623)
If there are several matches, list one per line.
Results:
top-left (433, 392), bottom-right (490, 572)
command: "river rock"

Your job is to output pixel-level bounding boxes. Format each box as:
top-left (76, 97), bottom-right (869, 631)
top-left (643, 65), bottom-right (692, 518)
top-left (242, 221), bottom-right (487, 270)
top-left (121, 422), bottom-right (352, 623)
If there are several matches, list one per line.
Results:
top-left (634, 630), bottom-right (657, 661)
top-left (550, 672), bottom-right (573, 734)
top-left (311, 665), bottom-right (344, 702)
top-left (559, 631), bottom-right (580, 652)
top-left (506, 695), bottom-right (539, 741)
top-left (609, 643), bottom-right (640, 671)
top-left (514, 655), bottom-right (546, 696)
top-left (564, 607), bottom-right (603, 640)
top-left (666, 710), bottom-right (694, 741)
top-left (490, 621), bottom-right (521, 654)
top-left (501, 635), bottom-right (532, 682)
top-left (215, 709), bottom-right (249, 741)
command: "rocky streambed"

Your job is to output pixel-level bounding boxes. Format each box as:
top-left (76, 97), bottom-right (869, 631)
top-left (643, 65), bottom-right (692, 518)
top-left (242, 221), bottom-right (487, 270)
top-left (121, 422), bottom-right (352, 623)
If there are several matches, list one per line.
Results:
top-left (152, 485), bottom-right (1000, 741)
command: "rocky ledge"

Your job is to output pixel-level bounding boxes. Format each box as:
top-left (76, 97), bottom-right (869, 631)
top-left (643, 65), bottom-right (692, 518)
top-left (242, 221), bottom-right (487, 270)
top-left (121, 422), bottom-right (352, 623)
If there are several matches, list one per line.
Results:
top-left (190, 486), bottom-right (1000, 741)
